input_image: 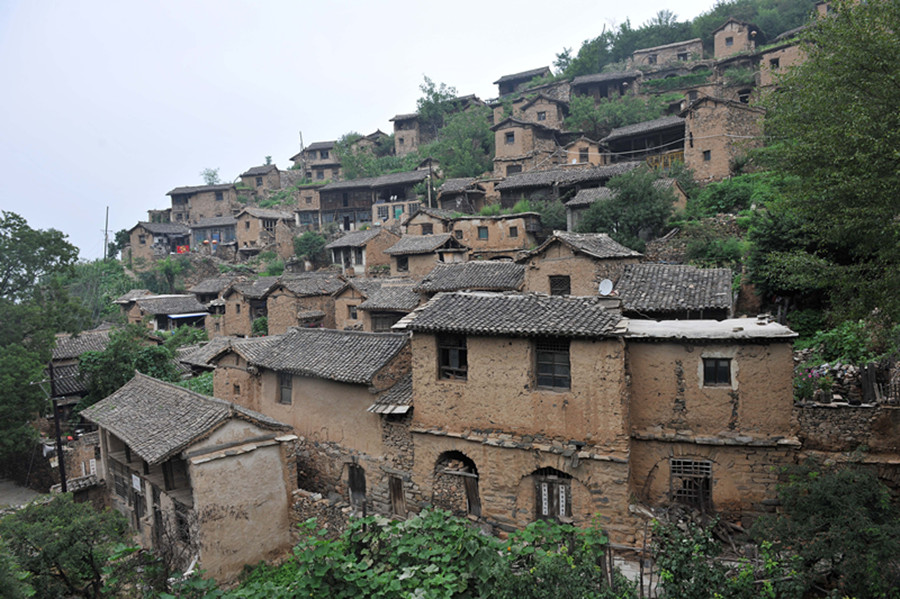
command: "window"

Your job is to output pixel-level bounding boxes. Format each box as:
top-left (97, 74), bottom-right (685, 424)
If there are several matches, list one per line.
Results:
top-left (647, 54), bottom-right (657, 65)
top-left (139, 235), bottom-right (146, 245)
top-left (477, 226), bottom-right (488, 240)
top-left (670, 459), bottom-right (712, 511)
top-left (535, 338), bottom-right (570, 390)
top-left (579, 148), bottom-right (589, 163)
top-left (255, 176), bottom-right (263, 187)
top-left (348, 305), bottom-right (358, 320)
top-left (703, 358), bottom-right (731, 386)
top-left (454, 230), bottom-right (463, 239)
top-left (506, 164), bottom-right (522, 175)
top-left (278, 372), bottom-right (292, 404)
top-left (262, 219), bottom-right (276, 233)
top-left (174, 501), bottom-right (192, 543)
top-left (215, 191), bottom-right (224, 201)
top-left (725, 36), bottom-right (734, 47)
top-left (245, 220), bottom-right (250, 229)
top-left (509, 226), bottom-right (518, 238)
top-left (396, 255), bottom-right (408, 272)
top-left (353, 247), bottom-right (363, 264)
top-left (438, 335), bottom-right (467, 380)
top-left (769, 57), bottom-right (780, 70)
top-left (372, 313), bottom-right (401, 332)
top-left (235, 303), bottom-right (241, 314)
top-left (316, 170), bottom-right (324, 180)
top-left (549, 275), bottom-right (570, 296)
top-left (348, 464), bottom-right (366, 509)
top-left (320, 150), bottom-right (329, 159)
top-left (537, 111), bottom-right (546, 121)
top-left (737, 88), bottom-right (752, 104)
top-left (505, 131), bottom-right (515, 144)
top-left (342, 193), bottom-right (349, 207)
top-left (233, 383), bottom-right (240, 395)
top-left (407, 203), bottom-right (419, 215)
top-left (421, 223), bottom-right (433, 235)
top-left (703, 150), bottom-right (712, 161)
top-left (687, 90), bottom-right (698, 102)
top-left (534, 468), bottom-right (572, 522)
top-left (399, 137), bottom-right (405, 145)
top-left (377, 205), bottom-right (389, 220)
top-left (677, 52), bottom-right (688, 61)
top-left (305, 197), bottom-right (312, 204)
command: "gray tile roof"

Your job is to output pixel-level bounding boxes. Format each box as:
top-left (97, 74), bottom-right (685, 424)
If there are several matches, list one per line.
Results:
top-left (248, 328), bottom-right (408, 385)
top-left (416, 261), bottom-right (525, 293)
top-left (494, 162), bottom-right (641, 190)
top-left (277, 273), bottom-right (345, 297)
top-left (571, 71), bottom-right (641, 86)
top-left (319, 169), bottom-right (428, 192)
top-left (49, 363), bottom-right (87, 396)
top-left (82, 373), bottom-right (290, 465)
top-left (167, 183), bottom-right (234, 196)
top-left (385, 234), bottom-right (463, 255)
top-left (601, 115), bottom-right (685, 143)
top-left (439, 178), bottom-right (478, 193)
top-left (325, 228), bottom-right (386, 249)
top-left (228, 335), bottom-right (285, 363)
top-left (490, 117), bottom-right (561, 134)
top-left (367, 374), bottom-right (412, 415)
top-left (359, 281), bottom-right (420, 311)
top-left (192, 216), bottom-right (237, 228)
top-left (229, 277), bottom-right (281, 299)
top-left (135, 295), bottom-right (208, 315)
top-left (176, 336), bottom-right (237, 369)
top-left (336, 277), bottom-right (386, 298)
top-left (131, 222), bottom-right (191, 235)
top-left (241, 165), bottom-right (278, 177)
top-left (616, 264), bottom-right (733, 314)
top-left (114, 289), bottom-right (153, 304)
top-left (237, 207), bottom-right (294, 220)
top-left (522, 231), bottom-right (642, 261)
top-left (398, 292), bottom-right (623, 338)
top-left (189, 276), bottom-right (237, 295)
top-left (305, 141), bottom-right (336, 151)
top-left (494, 66), bottom-right (551, 85)
top-left (565, 187), bottom-right (616, 207)
top-left (390, 113), bottom-right (418, 122)
top-left (52, 329), bottom-right (111, 360)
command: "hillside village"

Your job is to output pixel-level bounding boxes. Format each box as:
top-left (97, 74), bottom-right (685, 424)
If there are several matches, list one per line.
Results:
top-left (5, 1), bottom-right (900, 596)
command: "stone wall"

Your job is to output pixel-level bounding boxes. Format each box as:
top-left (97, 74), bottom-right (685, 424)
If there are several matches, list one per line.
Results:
top-left (795, 404), bottom-right (900, 454)
top-left (684, 99), bottom-right (764, 181)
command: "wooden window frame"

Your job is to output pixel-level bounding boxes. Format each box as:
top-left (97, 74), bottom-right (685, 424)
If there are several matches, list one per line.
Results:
top-left (703, 357), bottom-right (731, 386)
top-left (549, 275), bottom-right (570, 296)
top-left (670, 458), bottom-right (712, 511)
top-left (278, 372), bottom-right (293, 405)
top-left (535, 338), bottom-right (571, 390)
top-left (438, 334), bottom-right (467, 380)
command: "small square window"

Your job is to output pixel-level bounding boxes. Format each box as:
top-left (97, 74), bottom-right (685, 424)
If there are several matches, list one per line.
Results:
top-left (320, 150), bottom-right (329, 160)
top-left (316, 171), bottom-right (324, 180)
top-left (505, 132), bottom-right (515, 144)
top-left (139, 235), bottom-right (146, 245)
top-left (235, 303), bottom-right (241, 314)
top-left (579, 148), bottom-right (589, 163)
top-left (215, 191), bottom-right (224, 201)
top-left (233, 383), bottom-right (240, 395)
top-left (549, 275), bottom-right (570, 296)
top-left (537, 111), bottom-right (546, 121)
top-left (703, 150), bottom-right (711, 161)
top-left (725, 36), bottom-right (734, 47)
top-left (454, 230), bottom-right (463, 240)
top-left (677, 52), bottom-right (688, 61)
top-left (438, 335), bottom-right (467, 380)
top-left (647, 54), bottom-right (657, 65)
top-left (477, 226), bottom-right (488, 240)
top-left (769, 58), bottom-right (780, 70)
top-left (348, 305), bottom-right (358, 320)
top-left (399, 137), bottom-right (405, 145)
top-left (509, 226), bottom-right (518, 238)
top-left (278, 372), bottom-right (292, 404)
top-left (255, 176), bottom-right (263, 187)
top-left (506, 164), bottom-right (522, 175)
top-left (396, 256), bottom-right (409, 272)
top-left (703, 358), bottom-right (731, 385)
top-left (535, 338), bottom-right (570, 390)
top-left (421, 223), bottom-right (433, 235)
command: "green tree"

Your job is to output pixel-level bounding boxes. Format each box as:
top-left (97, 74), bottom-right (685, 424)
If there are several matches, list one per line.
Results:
top-left (564, 94), bottom-right (669, 140)
top-left (0, 493), bottom-right (132, 599)
top-left (416, 76), bottom-right (459, 142)
top-left (420, 106), bottom-right (494, 178)
top-left (106, 229), bottom-right (129, 261)
top-left (199, 167), bottom-right (220, 185)
top-left (152, 255), bottom-right (191, 294)
top-left (0, 211), bottom-right (79, 302)
top-left (293, 231), bottom-right (328, 268)
top-left (55, 259), bottom-right (137, 329)
top-left (0, 539), bottom-right (32, 599)
top-left (575, 167), bottom-right (675, 251)
top-left (760, 0), bottom-right (900, 322)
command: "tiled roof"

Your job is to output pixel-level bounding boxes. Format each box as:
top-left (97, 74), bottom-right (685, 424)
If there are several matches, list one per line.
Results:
top-left (571, 71), bottom-right (641, 86)
top-left (167, 183), bottom-right (234, 196)
top-left (439, 178), bottom-right (478, 193)
top-left (325, 228), bottom-right (387, 249)
top-left (367, 374), bottom-right (412, 415)
top-left (490, 117), bottom-right (561, 134)
top-left (49, 363), bottom-right (87, 396)
top-left (399, 292), bottom-right (623, 338)
top-left (565, 187), bottom-right (616, 207)
top-left (305, 141), bottom-right (335, 151)
top-left (229, 277), bottom-right (281, 299)
top-left (131, 222), bottom-right (191, 235)
top-left (192, 216), bottom-right (237, 228)
top-left (237, 207), bottom-right (294, 220)
top-left (114, 289), bottom-right (153, 304)
top-left (616, 264), bottom-right (733, 313)
top-left (390, 113), bottom-right (418, 122)
top-left (52, 329), bottom-right (111, 360)
top-left (241, 165), bottom-right (278, 177)
top-left (384, 234), bottom-right (460, 255)
top-left (522, 231), bottom-right (642, 262)
top-left (633, 37), bottom-right (702, 53)
top-left (494, 66), bottom-right (551, 85)
top-left (494, 162), bottom-right (641, 190)
top-left (359, 281), bottom-right (420, 311)
top-left (51, 474), bottom-right (101, 494)
top-left (416, 262), bottom-right (524, 293)
top-left (176, 336), bottom-right (236, 369)
top-left (82, 373), bottom-right (290, 465)
top-left (189, 276), bottom-right (237, 295)
top-left (135, 295), bottom-right (208, 315)
top-left (406, 207), bottom-right (457, 223)
top-left (333, 277), bottom-right (385, 299)
top-left (248, 328), bottom-right (408, 385)
top-left (601, 115), bottom-right (685, 143)
top-left (277, 273), bottom-right (345, 297)
top-left (319, 169), bottom-right (428, 192)
top-left (228, 335), bottom-right (285, 363)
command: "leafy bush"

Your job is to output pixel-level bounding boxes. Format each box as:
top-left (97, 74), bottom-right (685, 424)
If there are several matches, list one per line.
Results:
top-left (162, 325), bottom-right (207, 353)
top-left (797, 319), bottom-right (900, 365)
top-left (251, 316), bottom-right (268, 337)
top-left (785, 309), bottom-right (825, 340)
top-left (479, 204), bottom-right (502, 216)
top-left (688, 173), bottom-right (782, 218)
top-left (176, 371), bottom-right (213, 396)
top-left (640, 69), bottom-right (712, 92)
top-left (684, 236), bottom-right (748, 270)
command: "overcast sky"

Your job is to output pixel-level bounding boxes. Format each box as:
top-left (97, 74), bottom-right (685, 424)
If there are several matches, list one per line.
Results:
top-left (0, 0), bottom-right (715, 260)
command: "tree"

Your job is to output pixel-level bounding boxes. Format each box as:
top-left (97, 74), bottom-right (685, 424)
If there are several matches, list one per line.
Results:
top-left (56, 259), bottom-right (137, 329)
top-left (0, 211), bottom-right (79, 302)
top-left (564, 94), bottom-right (669, 140)
top-left (760, 0), bottom-right (900, 322)
top-left (0, 493), bottom-right (132, 599)
top-left (152, 255), bottom-right (191, 294)
top-left (293, 231), bottom-right (328, 268)
top-left (106, 228), bottom-right (129, 261)
top-left (416, 76), bottom-right (458, 142)
top-left (575, 167), bottom-right (675, 251)
top-left (419, 106), bottom-right (494, 178)
top-left (199, 167), bottom-right (220, 185)
top-left (264, 155), bottom-right (272, 165)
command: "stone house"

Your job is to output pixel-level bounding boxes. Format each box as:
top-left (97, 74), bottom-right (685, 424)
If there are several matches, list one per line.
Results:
top-left (570, 71), bottom-right (641, 102)
top-left (436, 178), bottom-right (487, 214)
top-left (266, 273), bottom-right (345, 333)
top-left (49, 327), bottom-right (112, 420)
top-left (126, 295), bottom-right (207, 331)
top-left (384, 234), bottom-right (468, 278)
top-left (127, 222), bottom-right (190, 268)
top-left (402, 207), bottom-right (455, 236)
top-left (562, 137), bottom-right (604, 167)
top-left (758, 27), bottom-right (807, 88)
top-left (319, 170), bottom-right (429, 232)
top-left (189, 276), bottom-right (238, 338)
top-left (390, 113), bottom-right (423, 157)
top-left (82, 373), bottom-right (296, 582)
top-left (209, 327), bottom-right (413, 517)
top-left (357, 279), bottom-right (421, 332)
top-left (632, 38), bottom-right (704, 68)
top-left (517, 231), bottom-right (642, 296)
top-left (449, 213), bottom-right (542, 260)
top-left (234, 208), bottom-right (295, 261)
top-left (681, 96), bottom-right (764, 181)
top-left (494, 162), bottom-right (641, 206)
top-left (713, 18), bottom-right (760, 59)
top-left (494, 66), bottom-right (552, 97)
top-left (601, 115), bottom-right (685, 166)
top-left (324, 227), bottom-right (400, 277)
top-left (415, 261), bottom-right (525, 300)
top-left (239, 164), bottom-right (281, 194)
top-left (491, 118), bottom-right (568, 177)
top-left (372, 198), bottom-right (423, 228)
top-left (113, 289), bottom-right (154, 317)
top-left (615, 263), bottom-right (734, 320)
top-left (333, 278), bottom-right (392, 331)
top-left (221, 277), bottom-right (281, 337)
top-left (517, 94), bottom-right (568, 129)
top-left (291, 141), bottom-right (341, 182)
top-left (167, 184), bottom-right (238, 225)
top-left (190, 216), bottom-right (236, 257)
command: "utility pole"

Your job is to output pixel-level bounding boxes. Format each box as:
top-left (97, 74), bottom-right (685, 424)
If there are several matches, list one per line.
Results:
top-left (103, 206), bottom-right (109, 260)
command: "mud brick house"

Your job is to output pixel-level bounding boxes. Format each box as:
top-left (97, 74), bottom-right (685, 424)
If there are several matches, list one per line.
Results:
top-left (372, 197), bottom-right (423, 228)
top-left (390, 113), bottom-right (423, 157)
top-left (758, 34), bottom-right (806, 87)
top-left (450, 213), bottom-right (542, 260)
top-left (209, 328), bottom-right (412, 517)
top-left (491, 117), bottom-right (569, 177)
top-left (290, 141), bottom-right (341, 181)
top-left (436, 178), bottom-right (487, 214)
top-left (113, 289), bottom-right (154, 317)
top-left (189, 276), bottom-right (238, 337)
top-left (266, 273), bottom-right (345, 333)
top-left (615, 264), bottom-right (734, 320)
top-left (494, 66), bottom-right (552, 97)
top-left (517, 94), bottom-right (568, 129)
top-left (562, 137), bottom-right (605, 167)
top-left (176, 336), bottom-right (236, 374)
top-left (127, 222), bottom-right (190, 267)
top-left (601, 115), bottom-right (685, 166)
top-left (713, 18), bottom-right (760, 59)
top-left (570, 71), bottom-right (641, 102)
top-left (49, 327), bottom-right (112, 418)
top-left (333, 278), bottom-right (393, 330)
top-left (357, 279), bottom-right (420, 332)
top-left (402, 207), bottom-right (456, 236)
top-left (415, 261), bottom-right (525, 299)
top-left (681, 96), bottom-right (764, 181)
top-left (325, 227), bottom-right (400, 277)
top-left (518, 231), bottom-right (642, 296)
top-left (167, 184), bottom-right (238, 224)
top-left (384, 234), bottom-right (468, 277)
top-left (234, 207), bottom-right (295, 261)
top-left (126, 295), bottom-right (207, 331)
top-left (190, 216), bottom-right (236, 256)
top-left (239, 164), bottom-right (281, 193)
top-left (221, 277), bottom-right (281, 337)
top-left (632, 38), bottom-right (704, 67)
top-left (494, 162), bottom-right (641, 206)
top-left (82, 373), bottom-right (296, 582)
top-left (319, 170), bottom-right (429, 231)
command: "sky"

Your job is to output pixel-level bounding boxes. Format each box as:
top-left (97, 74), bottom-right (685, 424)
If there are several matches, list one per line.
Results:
top-left (0, 0), bottom-right (715, 260)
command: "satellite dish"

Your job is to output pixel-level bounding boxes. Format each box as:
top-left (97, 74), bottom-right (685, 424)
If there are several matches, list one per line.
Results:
top-left (598, 279), bottom-right (613, 296)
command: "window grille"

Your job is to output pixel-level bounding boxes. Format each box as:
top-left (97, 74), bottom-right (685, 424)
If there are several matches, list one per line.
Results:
top-left (438, 335), bottom-right (467, 380)
top-left (549, 275), bottom-right (570, 296)
top-left (703, 358), bottom-right (731, 385)
top-left (670, 458), bottom-right (712, 511)
top-left (535, 338), bottom-right (571, 390)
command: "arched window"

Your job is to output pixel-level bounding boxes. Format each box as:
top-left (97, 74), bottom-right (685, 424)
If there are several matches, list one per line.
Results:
top-left (533, 467), bottom-right (572, 522)
top-left (433, 451), bottom-right (481, 517)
